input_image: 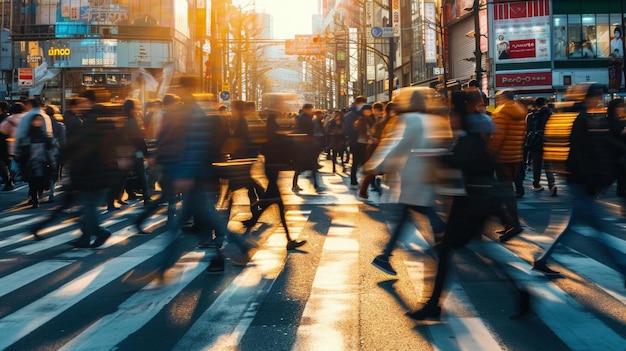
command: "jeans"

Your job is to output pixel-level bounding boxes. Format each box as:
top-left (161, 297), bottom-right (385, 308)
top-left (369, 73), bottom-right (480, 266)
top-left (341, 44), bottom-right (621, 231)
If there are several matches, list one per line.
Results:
top-left (532, 150), bottom-right (555, 188)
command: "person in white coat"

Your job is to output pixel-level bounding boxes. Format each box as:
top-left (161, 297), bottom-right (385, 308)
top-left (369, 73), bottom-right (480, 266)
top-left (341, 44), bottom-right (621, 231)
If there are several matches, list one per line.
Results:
top-left (366, 87), bottom-right (452, 276)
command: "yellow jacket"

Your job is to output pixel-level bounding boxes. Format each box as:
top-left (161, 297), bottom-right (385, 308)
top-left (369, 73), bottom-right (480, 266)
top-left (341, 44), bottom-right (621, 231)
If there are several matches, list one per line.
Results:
top-left (488, 100), bottom-right (528, 163)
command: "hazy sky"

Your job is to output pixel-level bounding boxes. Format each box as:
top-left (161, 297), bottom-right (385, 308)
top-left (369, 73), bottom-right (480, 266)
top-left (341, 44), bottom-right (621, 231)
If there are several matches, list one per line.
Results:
top-left (233, 0), bottom-right (318, 39)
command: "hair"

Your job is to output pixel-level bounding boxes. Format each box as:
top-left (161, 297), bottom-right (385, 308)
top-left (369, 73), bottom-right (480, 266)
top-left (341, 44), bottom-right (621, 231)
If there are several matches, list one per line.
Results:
top-left (26, 97), bottom-right (43, 108)
top-left (468, 79), bottom-right (479, 88)
top-left (585, 84), bottom-right (605, 99)
top-left (83, 90), bottom-right (97, 103)
top-left (372, 102), bottom-right (383, 110)
top-left (162, 94), bottom-right (181, 107)
top-left (384, 102), bottom-right (397, 115)
top-left (302, 103), bottom-right (314, 110)
top-left (44, 105), bottom-right (56, 117)
top-left (67, 97), bottom-right (84, 108)
top-left (9, 101), bottom-right (25, 114)
top-left (615, 26), bottom-right (622, 36)
top-left (607, 98), bottom-right (625, 120)
top-left (122, 99), bottom-right (139, 115)
top-left (354, 96), bottom-right (367, 104)
top-left (333, 110), bottom-right (344, 118)
top-left (0, 101), bottom-right (8, 112)
top-left (534, 97), bottom-right (547, 107)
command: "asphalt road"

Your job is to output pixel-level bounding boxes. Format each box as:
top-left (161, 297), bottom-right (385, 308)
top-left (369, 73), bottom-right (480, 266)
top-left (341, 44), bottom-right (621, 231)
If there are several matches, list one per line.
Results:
top-left (0, 159), bottom-right (625, 351)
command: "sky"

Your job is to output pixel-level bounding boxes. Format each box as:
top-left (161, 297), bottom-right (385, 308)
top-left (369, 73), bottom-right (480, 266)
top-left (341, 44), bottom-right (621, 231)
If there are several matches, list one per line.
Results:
top-left (233, 0), bottom-right (319, 39)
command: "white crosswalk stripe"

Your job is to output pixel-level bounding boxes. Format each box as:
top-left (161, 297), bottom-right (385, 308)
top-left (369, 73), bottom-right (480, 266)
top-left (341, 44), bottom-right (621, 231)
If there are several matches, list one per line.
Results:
top-left (0, 181), bottom-right (625, 350)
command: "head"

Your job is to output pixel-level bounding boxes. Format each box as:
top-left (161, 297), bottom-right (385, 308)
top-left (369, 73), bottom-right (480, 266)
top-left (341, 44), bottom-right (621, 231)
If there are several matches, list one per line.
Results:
top-left (122, 99), bottom-right (140, 117)
top-left (359, 103), bottom-right (373, 118)
top-left (353, 95), bottom-right (367, 109)
top-left (534, 97), bottom-right (547, 109)
top-left (385, 102), bottom-right (398, 118)
top-left (333, 110), bottom-right (344, 121)
top-left (25, 97), bottom-right (43, 111)
top-left (467, 79), bottom-right (480, 89)
top-left (583, 84), bottom-right (605, 109)
top-left (67, 97), bottom-right (86, 114)
top-left (372, 102), bottom-right (384, 116)
top-left (615, 26), bottom-right (622, 38)
top-left (465, 90), bottom-right (487, 115)
top-left (9, 102), bottom-right (25, 115)
top-left (162, 94), bottom-right (181, 112)
top-left (302, 103), bottom-right (314, 115)
top-left (218, 104), bottom-right (228, 113)
top-left (494, 90), bottom-right (515, 106)
top-left (44, 105), bottom-right (56, 117)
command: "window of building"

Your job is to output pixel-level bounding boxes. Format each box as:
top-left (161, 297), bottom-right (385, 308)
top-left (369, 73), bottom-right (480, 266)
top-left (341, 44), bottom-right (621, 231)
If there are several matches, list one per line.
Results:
top-left (553, 15), bottom-right (567, 59)
top-left (596, 14), bottom-right (610, 57)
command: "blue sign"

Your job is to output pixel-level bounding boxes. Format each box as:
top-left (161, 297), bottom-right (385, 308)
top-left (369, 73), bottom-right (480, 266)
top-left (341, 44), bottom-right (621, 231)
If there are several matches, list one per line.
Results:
top-left (220, 91), bottom-right (230, 101)
top-left (371, 26), bottom-right (383, 38)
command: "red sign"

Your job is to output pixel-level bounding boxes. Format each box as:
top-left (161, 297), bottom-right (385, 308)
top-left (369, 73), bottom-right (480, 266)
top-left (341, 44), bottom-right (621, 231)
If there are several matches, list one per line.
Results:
top-left (496, 71), bottom-right (552, 88)
top-left (509, 39), bottom-right (536, 59)
top-left (18, 68), bottom-right (34, 87)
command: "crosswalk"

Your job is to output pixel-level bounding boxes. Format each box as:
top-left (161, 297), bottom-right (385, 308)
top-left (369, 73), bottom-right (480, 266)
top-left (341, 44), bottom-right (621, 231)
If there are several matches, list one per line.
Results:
top-left (0, 170), bottom-right (625, 350)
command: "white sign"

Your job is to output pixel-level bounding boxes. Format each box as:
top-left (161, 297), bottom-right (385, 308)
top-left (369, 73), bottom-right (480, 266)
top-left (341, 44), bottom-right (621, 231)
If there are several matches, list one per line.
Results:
top-left (382, 27), bottom-right (395, 38)
top-left (433, 67), bottom-right (445, 75)
top-left (392, 0), bottom-right (400, 37)
top-left (424, 2), bottom-right (437, 64)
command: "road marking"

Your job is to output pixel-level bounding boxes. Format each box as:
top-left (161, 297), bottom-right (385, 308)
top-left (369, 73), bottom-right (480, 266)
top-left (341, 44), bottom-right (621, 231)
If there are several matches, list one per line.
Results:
top-left (292, 211), bottom-right (359, 351)
top-left (0, 260), bottom-right (75, 299)
top-left (0, 233), bottom-right (173, 350)
top-left (0, 222), bottom-right (76, 249)
top-left (469, 240), bottom-right (626, 350)
top-left (58, 251), bottom-right (209, 351)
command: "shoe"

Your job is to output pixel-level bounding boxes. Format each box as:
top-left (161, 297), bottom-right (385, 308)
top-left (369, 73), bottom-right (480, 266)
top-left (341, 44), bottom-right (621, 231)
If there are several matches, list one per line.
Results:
top-left (532, 260), bottom-right (561, 277)
top-left (350, 184), bottom-right (358, 190)
top-left (371, 255), bottom-right (397, 276)
top-left (495, 225), bottom-right (511, 235)
top-left (197, 241), bottom-right (221, 249)
top-left (406, 303), bottom-right (442, 320)
top-left (531, 185), bottom-right (544, 192)
top-left (2, 183), bottom-right (14, 191)
top-left (292, 186), bottom-right (303, 192)
top-left (91, 229), bottom-right (111, 248)
top-left (70, 238), bottom-right (92, 248)
top-left (117, 199), bottom-right (128, 206)
top-left (286, 240), bottom-right (306, 250)
top-left (134, 223), bottom-right (151, 235)
top-left (181, 223), bottom-right (200, 233)
top-left (206, 254), bottom-right (225, 274)
top-left (515, 192), bottom-right (524, 198)
top-left (32, 202), bottom-right (39, 209)
top-left (511, 288), bottom-right (531, 319)
top-left (499, 225), bottom-right (523, 242)
top-left (550, 185), bottom-right (557, 197)
top-left (358, 191), bottom-right (369, 199)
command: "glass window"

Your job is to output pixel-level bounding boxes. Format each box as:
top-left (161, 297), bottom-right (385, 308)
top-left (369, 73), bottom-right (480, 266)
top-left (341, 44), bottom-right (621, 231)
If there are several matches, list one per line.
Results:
top-left (567, 14), bottom-right (582, 58)
top-left (553, 15), bottom-right (567, 59)
top-left (596, 14), bottom-right (610, 57)
top-left (610, 14), bottom-right (624, 58)
top-left (581, 14), bottom-right (596, 58)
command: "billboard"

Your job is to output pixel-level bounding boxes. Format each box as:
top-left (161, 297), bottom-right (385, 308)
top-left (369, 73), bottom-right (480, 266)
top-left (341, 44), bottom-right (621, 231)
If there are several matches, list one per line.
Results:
top-left (493, 0), bottom-right (550, 64)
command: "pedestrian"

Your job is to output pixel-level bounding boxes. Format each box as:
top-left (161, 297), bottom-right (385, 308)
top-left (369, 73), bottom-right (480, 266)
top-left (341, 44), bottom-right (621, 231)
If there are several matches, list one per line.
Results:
top-left (292, 103), bottom-right (319, 191)
top-left (325, 110), bottom-right (346, 173)
top-left (241, 108), bottom-right (307, 250)
top-left (367, 88), bottom-right (449, 276)
top-left (406, 90), bottom-right (528, 320)
top-left (44, 105), bottom-right (65, 202)
top-left (0, 102), bottom-right (25, 190)
top-left (528, 97), bottom-right (557, 195)
top-left (350, 103), bottom-right (376, 190)
top-left (134, 94), bottom-right (183, 234)
top-left (533, 85), bottom-right (626, 284)
top-left (0, 101), bottom-right (11, 190)
top-left (489, 90), bottom-right (528, 242)
top-left (343, 96), bottom-right (368, 174)
top-left (606, 98), bottom-right (626, 204)
top-left (121, 99), bottom-right (149, 203)
top-left (17, 114), bottom-right (56, 208)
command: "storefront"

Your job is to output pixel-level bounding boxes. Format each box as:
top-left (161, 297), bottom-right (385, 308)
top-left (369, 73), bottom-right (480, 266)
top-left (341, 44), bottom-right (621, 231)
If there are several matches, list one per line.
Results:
top-left (14, 38), bottom-right (173, 107)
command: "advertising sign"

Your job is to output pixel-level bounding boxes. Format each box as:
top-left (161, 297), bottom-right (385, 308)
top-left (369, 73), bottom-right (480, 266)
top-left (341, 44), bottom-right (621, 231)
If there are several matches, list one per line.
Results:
top-left (496, 71), bottom-right (552, 88)
top-left (392, 0), bottom-right (400, 37)
top-left (18, 68), bottom-right (34, 87)
top-left (493, 0), bottom-right (550, 63)
top-left (424, 2), bottom-right (437, 64)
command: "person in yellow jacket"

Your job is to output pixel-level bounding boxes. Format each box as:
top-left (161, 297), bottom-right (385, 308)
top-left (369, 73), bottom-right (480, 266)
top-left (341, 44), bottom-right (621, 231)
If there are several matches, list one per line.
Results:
top-left (489, 90), bottom-right (528, 242)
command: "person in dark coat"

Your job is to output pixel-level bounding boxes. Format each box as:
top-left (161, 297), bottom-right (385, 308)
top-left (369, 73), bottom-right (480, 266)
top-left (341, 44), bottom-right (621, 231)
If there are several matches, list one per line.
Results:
top-left (343, 96), bottom-right (368, 175)
top-left (292, 103), bottom-right (320, 191)
top-left (325, 110), bottom-right (346, 173)
top-left (121, 99), bottom-right (149, 203)
top-left (528, 98), bottom-right (557, 195)
top-left (606, 98), bottom-right (626, 201)
top-left (533, 85), bottom-right (626, 283)
top-left (0, 101), bottom-right (10, 189)
top-left (18, 114), bottom-right (55, 208)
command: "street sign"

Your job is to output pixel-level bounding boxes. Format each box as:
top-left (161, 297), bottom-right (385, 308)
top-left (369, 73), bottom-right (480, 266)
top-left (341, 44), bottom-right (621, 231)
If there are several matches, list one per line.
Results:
top-left (382, 27), bottom-right (395, 38)
top-left (18, 68), bottom-right (34, 87)
top-left (433, 67), bottom-right (445, 75)
top-left (220, 91), bottom-right (231, 101)
top-left (371, 27), bottom-right (383, 38)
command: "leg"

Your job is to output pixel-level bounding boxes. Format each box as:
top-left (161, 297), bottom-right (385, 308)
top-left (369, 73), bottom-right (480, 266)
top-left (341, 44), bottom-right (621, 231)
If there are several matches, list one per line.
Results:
top-left (495, 163), bottom-right (522, 230)
top-left (292, 172), bottom-right (301, 191)
top-left (532, 151), bottom-right (543, 189)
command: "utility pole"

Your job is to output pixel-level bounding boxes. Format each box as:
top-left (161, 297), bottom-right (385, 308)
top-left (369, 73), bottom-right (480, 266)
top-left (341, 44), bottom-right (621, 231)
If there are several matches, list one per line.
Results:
top-left (472, 0), bottom-right (482, 90)
top-left (388, 0), bottom-right (396, 101)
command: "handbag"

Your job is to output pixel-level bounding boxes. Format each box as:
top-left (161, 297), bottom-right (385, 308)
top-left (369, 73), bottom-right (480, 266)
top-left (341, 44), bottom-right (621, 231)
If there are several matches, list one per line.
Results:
top-left (434, 167), bottom-right (467, 196)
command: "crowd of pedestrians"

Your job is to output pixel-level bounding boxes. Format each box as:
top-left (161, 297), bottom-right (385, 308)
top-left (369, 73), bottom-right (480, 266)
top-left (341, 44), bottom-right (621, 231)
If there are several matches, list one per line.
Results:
top-left (1, 81), bottom-right (624, 316)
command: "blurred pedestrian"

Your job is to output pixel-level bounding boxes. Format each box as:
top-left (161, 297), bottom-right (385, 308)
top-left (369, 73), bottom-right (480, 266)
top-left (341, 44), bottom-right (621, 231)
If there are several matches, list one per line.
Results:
top-left (606, 98), bottom-right (626, 203)
top-left (368, 89), bottom-right (449, 276)
top-left (292, 103), bottom-right (319, 191)
top-left (407, 90), bottom-right (528, 320)
top-left (528, 97), bottom-right (557, 195)
top-left (325, 110), bottom-right (346, 173)
top-left (0, 102), bottom-right (25, 190)
top-left (121, 99), bottom-right (149, 203)
top-left (343, 96), bottom-right (368, 174)
top-left (44, 105), bottom-right (65, 202)
top-left (0, 101), bottom-right (10, 190)
top-left (489, 90), bottom-right (527, 242)
top-left (350, 104), bottom-right (376, 190)
top-left (533, 85), bottom-right (626, 283)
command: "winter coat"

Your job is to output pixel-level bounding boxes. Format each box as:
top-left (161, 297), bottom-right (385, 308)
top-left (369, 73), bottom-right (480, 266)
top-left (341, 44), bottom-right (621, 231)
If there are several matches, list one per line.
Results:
top-left (325, 119), bottom-right (346, 150)
top-left (363, 112), bottom-right (452, 206)
top-left (0, 113), bottom-right (24, 156)
top-left (18, 126), bottom-right (55, 182)
top-left (488, 100), bottom-right (527, 163)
